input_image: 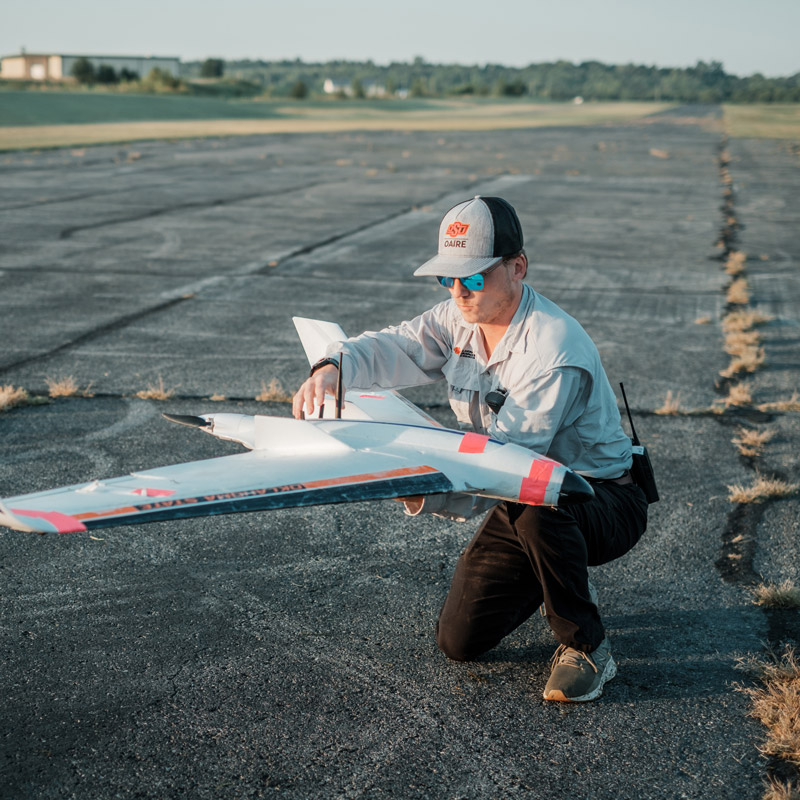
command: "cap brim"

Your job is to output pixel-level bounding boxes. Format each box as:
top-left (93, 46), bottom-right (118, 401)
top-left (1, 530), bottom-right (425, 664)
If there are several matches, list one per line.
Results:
top-left (413, 254), bottom-right (503, 278)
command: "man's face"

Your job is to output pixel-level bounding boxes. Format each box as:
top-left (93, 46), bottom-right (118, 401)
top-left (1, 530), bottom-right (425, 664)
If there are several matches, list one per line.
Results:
top-left (446, 256), bottom-right (525, 326)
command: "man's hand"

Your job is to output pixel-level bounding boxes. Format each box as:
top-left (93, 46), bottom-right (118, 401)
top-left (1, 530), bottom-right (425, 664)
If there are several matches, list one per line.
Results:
top-left (292, 364), bottom-right (341, 419)
top-left (394, 496), bottom-right (425, 515)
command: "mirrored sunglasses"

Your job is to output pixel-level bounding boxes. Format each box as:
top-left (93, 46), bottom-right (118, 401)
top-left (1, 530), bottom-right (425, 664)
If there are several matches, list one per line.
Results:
top-left (437, 261), bottom-right (501, 292)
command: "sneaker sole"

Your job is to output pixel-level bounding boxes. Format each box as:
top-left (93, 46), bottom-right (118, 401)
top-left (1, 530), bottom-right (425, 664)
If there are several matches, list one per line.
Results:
top-left (542, 655), bottom-right (617, 703)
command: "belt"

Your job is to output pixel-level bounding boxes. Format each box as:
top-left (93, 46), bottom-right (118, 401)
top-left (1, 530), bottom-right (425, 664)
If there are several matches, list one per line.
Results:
top-left (586, 470), bottom-right (633, 486)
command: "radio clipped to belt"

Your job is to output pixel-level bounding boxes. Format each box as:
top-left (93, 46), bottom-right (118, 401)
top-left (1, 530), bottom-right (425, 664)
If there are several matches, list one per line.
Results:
top-left (619, 383), bottom-right (659, 504)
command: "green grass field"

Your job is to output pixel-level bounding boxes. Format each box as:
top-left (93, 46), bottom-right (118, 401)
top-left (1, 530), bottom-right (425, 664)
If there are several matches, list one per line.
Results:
top-left (0, 91), bottom-right (669, 150)
top-left (0, 89), bottom-right (462, 126)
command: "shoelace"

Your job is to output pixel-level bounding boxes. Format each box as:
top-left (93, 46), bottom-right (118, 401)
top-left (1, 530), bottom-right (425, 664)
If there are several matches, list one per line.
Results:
top-left (550, 644), bottom-right (598, 674)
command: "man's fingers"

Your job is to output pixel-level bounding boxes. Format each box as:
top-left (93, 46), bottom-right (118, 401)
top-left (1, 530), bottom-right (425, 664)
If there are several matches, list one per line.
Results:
top-left (291, 366), bottom-right (343, 419)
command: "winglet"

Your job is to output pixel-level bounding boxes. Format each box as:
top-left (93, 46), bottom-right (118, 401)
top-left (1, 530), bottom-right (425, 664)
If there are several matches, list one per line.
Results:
top-left (0, 500), bottom-right (38, 532)
top-left (293, 317), bottom-right (347, 365)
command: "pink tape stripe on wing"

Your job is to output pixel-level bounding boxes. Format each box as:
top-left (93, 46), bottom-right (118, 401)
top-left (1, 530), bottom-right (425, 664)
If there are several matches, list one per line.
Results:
top-left (519, 459), bottom-right (556, 505)
top-left (131, 488), bottom-right (176, 497)
top-left (458, 432), bottom-right (490, 454)
top-left (10, 508), bottom-right (87, 533)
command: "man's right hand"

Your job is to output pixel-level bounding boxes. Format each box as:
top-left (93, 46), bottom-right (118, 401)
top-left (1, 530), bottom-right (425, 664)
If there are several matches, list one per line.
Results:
top-left (292, 364), bottom-right (341, 419)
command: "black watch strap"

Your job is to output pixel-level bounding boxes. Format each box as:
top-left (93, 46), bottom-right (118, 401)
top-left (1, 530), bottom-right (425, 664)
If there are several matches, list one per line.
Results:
top-left (309, 357), bottom-right (340, 377)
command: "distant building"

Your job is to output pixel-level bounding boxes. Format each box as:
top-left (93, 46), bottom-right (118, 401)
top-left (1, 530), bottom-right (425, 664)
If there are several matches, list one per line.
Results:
top-left (323, 77), bottom-right (391, 98)
top-left (0, 53), bottom-right (181, 81)
top-left (323, 78), bottom-right (352, 95)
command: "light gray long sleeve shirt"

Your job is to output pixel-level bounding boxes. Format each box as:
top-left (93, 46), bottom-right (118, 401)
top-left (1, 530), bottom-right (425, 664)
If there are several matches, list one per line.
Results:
top-left (327, 284), bottom-right (632, 518)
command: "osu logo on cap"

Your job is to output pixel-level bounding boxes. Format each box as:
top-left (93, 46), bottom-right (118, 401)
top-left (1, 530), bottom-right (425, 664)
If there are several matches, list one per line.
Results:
top-left (445, 221), bottom-right (470, 237)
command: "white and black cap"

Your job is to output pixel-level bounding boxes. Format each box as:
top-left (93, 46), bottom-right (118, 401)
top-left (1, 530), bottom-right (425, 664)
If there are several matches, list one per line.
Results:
top-left (414, 196), bottom-right (524, 278)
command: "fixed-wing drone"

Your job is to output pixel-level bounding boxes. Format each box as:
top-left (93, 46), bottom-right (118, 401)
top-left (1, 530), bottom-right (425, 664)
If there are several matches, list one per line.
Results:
top-left (0, 318), bottom-right (593, 535)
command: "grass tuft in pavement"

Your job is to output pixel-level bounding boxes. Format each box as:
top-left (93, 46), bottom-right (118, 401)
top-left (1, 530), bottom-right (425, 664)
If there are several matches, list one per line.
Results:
top-left (0, 384), bottom-right (29, 412)
top-left (733, 426), bottom-right (775, 457)
top-left (135, 376), bottom-right (177, 401)
top-left (727, 474), bottom-right (799, 504)
top-left (759, 393), bottom-right (800, 413)
top-left (256, 378), bottom-right (292, 403)
top-left (762, 777), bottom-right (800, 800)
top-left (723, 309), bottom-right (775, 332)
top-left (737, 645), bottom-right (800, 774)
top-left (751, 580), bottom-right (800, 610)
top-left (45, 375), bottom-right (94, 398)
top-left (654, 389), bottom-right (681, 415)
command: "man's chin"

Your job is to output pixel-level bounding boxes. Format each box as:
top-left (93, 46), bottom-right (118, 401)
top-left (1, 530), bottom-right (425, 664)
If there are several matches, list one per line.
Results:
top-left (456, 305), bottom-right (477, 321)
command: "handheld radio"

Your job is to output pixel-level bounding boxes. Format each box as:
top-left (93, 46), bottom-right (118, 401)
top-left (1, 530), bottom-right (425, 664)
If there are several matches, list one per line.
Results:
top-left (619, 383), bottom-right (659, 504)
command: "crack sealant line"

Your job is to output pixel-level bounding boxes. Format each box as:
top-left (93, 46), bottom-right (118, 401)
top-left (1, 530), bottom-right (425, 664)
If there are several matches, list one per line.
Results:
top-left (0, 295), bottom-right (188, 378)
top-left (252, 173), bottom-right (535, 275)
top-left (57, 179), bottom-right (330, 240)
top-left (0, 173), bottom-right (532, 377)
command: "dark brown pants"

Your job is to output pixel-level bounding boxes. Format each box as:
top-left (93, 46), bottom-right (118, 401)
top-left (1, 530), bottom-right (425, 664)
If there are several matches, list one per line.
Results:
top-left (436, 482), bottom-right (648, 659)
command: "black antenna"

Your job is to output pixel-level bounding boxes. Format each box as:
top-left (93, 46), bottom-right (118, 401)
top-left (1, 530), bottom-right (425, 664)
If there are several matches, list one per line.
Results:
top-left (619, 383), bottom-right (640, 446)
top-left (335, 353), bottom-right (344, 419)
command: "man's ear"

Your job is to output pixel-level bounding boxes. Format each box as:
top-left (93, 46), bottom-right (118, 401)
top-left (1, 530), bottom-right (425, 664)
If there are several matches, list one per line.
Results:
top-left (511, 253), bottom-right (528, 281)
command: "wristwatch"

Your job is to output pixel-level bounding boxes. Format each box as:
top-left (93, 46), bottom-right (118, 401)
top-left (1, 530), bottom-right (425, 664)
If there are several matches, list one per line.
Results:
top-left (309, 356), bottom-right (340, 377)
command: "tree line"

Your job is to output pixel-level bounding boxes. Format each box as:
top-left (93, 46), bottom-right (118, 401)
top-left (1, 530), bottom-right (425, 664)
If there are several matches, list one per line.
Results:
top-left (183, 57), bottom-right (800, 103)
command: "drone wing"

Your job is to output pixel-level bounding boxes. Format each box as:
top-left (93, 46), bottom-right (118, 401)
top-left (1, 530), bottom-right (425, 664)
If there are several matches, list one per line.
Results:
top-left (0, 416), bottom-right (454, 535)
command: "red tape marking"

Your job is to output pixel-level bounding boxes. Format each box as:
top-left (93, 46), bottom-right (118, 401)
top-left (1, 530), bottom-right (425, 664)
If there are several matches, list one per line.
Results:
top-left (458, 432), bottom-right (489, 454)
top-left (11, 508), bottom-right (87, 533)
top-left (131, 488), bottom-right (176, 498)
top-left (519, 459), bottom-right (556, 505)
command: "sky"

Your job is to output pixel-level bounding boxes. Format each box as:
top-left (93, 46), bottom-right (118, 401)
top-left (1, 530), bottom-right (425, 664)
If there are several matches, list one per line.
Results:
top-left (3, 0), bottom-right (798, 78)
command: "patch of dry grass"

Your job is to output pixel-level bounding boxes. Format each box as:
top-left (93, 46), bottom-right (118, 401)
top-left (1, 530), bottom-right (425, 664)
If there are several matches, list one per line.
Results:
top-left (695, 315), bottom-right (712, 325)
top-left (0, 101), bottom-right (670, 151)
top-left (727, 474), bottom-right (799, 504)
top-left (733, 426), bottom-right (775, 457)
top-left (723, 381), bottom-right (754, 409)
top-left (723, 309), bottom-right (775, 332)
top-left (727, 277), bottom-right (751, 305)
top-left (256, 378), bottom-right (292, 403)
top-left (720, 345), bottom-right (766, 378)
top-left (0, 384), bottom-right (29, 412)
top-left (726, 250), bottom-right (748, 276)
top-left (45, 375), bottom-right (94, 398)
top-left (751, 580), bottom-right (800, 610)
top-left (759, 392), bottom-right (800, 413)
top-left (725, 104), bottom-right (800, 140)
top-left (725, 330), bottom-right (762, 351)
top-left (135, 376), bottom-right (177, 401)
top-left (762, 777), bottom-right (800, 800)
top-left (654, 390), bottom-right (681, 415)
top-left (649, 148), bottom-right (669, 159)
top-left (737, 646), bottom-right (800, 770)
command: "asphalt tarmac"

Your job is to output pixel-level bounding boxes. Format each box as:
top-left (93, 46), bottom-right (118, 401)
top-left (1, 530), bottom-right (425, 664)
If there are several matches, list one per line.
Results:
top-left (1, 106), bottom-right (798, 799)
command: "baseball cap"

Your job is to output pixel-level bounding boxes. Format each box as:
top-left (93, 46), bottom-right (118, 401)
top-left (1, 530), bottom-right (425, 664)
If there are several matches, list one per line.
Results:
top-left (413, 196), bottom-right (524, 278)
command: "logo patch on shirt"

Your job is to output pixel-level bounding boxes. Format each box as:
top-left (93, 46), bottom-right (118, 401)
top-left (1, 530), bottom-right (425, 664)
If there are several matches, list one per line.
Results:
top-left (445, 221), bottom-right (469, 237)
top-left (457, 348), bottom-right (475, 360)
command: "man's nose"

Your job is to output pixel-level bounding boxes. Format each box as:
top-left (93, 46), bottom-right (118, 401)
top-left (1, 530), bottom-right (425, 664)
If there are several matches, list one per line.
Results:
top-left (449, 279), bottom-right (470, 298)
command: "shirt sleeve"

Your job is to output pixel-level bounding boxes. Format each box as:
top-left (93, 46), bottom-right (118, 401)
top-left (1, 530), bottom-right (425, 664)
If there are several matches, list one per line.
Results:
top-left (495, 366), bottom-right (590, 457)
top-left (325, 303), bottom-right (454, 390)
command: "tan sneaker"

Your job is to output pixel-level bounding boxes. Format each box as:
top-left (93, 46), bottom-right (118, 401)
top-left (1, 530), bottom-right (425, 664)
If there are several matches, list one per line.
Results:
top-left (542, 637), bottom-right (616, 702)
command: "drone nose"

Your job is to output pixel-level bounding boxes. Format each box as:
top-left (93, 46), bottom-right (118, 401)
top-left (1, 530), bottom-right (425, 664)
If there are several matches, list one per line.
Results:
top-left (558, 471), bottom-right (595, 505)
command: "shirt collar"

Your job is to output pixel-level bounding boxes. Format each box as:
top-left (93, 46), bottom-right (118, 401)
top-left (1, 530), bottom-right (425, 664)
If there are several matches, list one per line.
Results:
top-left (486, 284), bottom-right (533, 365)
top-left (450, 284), bottom-right (533, 366)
